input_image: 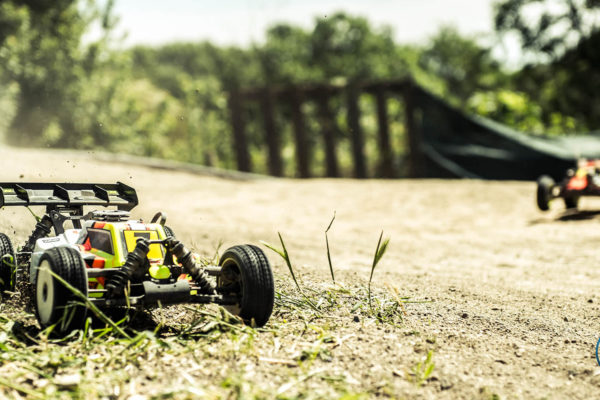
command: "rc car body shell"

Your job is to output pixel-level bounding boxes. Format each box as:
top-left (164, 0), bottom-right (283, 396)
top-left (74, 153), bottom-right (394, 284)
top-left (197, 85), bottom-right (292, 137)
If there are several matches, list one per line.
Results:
top-left (29, 221), bottom-right (172, 284)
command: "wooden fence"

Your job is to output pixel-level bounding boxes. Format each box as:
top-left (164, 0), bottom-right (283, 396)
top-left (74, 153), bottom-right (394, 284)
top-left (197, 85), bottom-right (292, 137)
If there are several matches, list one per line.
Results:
top-left (227, 79), bottom-right (422, 178)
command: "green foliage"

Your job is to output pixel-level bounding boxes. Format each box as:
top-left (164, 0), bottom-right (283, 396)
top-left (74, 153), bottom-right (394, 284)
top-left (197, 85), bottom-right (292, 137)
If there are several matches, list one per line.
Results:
top-left (258, 24), bottom-right (318, 84)
top-left (494, 0), bottom-right (600, 131)
top-left (494, 0), bottom-right (600, 59)
top-left (0, 0), bottom-right (101, 145)
top-left (0, 2), bottom-right (596, 172)
top-left (467, 89), bottom-right (580, 134)
top-left (261, 234), bottom-right (321, 313)
top-left (310, 13), bottom-right (404, 81)
top-left (419, 26), bottom-right (505, 106)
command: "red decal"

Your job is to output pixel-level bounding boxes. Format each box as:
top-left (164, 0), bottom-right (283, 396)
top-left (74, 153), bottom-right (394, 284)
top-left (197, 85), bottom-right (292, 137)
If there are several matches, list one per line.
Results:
top-left (567, 176), bottom-right (588, 190)
top-left (92, 257), bottom-right (105, 269)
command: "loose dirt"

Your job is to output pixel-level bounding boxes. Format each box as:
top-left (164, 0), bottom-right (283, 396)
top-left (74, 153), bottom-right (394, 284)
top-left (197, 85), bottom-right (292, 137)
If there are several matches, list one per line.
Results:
top-left (1, 146), bottom-right (599, 399)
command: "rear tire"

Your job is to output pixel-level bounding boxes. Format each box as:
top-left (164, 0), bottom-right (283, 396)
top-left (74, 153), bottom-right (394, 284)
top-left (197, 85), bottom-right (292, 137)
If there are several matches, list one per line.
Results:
top-left (536, 175), bottom-right (555, 211)
top-left (0, 233), bottom-right (16, 293)
top-left (34, 247), bottom-right (88, 335)
top-left (217, 245), bottom-right (274, 327)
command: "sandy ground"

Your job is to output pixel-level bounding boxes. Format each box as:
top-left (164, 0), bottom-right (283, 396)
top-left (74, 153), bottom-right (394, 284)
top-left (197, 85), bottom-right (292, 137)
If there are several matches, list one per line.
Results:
top-left (1, 146), bottom-right (600, 398)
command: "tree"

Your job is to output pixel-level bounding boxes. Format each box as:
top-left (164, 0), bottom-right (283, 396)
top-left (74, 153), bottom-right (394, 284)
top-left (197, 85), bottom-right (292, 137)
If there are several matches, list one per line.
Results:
top-left (419, 26), bottom-right (504, 106)
top-left (309, 12), bottom-right (405, 82)
top-left (494, 0), bottom-right (600, 130)
top-left (0, 0), bottom-right (114, 146)
top-left (494, 0), bottom-right (600, 60)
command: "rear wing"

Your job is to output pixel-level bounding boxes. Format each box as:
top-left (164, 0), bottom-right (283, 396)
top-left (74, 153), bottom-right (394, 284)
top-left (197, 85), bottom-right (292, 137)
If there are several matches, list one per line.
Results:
top-left (0, 182), bottom-right (138, 211)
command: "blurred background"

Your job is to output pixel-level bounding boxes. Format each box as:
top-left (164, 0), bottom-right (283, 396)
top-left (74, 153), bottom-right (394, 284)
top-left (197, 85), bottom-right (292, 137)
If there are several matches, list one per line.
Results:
top-left (0, 0), bottom-right (598, 179)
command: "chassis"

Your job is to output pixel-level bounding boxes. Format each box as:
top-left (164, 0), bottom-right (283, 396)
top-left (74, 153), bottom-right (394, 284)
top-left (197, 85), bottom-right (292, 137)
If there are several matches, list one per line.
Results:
top-left (536, 159), bottom-right (600, 211)
top-left (0, 182), bottom-right (274, 334)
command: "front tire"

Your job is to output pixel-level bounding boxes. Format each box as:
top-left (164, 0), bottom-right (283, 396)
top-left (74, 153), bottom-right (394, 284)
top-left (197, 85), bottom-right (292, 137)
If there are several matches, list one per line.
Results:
top-left (35, 247), bottom-right (89, 334)
top-left (217, 245), bottom-right (274, 327)
top-left (536, 175), bottom-right (555, 211)
top-left (0, 233), bottom-right (16, 293)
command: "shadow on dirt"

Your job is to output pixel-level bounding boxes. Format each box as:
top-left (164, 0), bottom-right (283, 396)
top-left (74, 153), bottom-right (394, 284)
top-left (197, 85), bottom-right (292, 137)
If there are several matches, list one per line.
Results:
top-left (101, 308), bottom-right (160, 333)
top-left (529, 209), bottom-right (600, 225)
top-left (556, 210), bottom-right (600, 221)
top-left (5, 308), bottom-right (163, 344)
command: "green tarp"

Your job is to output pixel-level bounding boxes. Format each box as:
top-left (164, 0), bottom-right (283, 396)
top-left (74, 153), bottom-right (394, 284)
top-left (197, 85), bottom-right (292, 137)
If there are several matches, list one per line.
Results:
top-left (414, 86), bottom-right (600, 181)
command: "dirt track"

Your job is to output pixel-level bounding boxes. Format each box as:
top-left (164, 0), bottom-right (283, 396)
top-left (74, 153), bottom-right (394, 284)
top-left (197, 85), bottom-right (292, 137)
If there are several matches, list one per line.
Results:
top-left (2, 146), bottom-right (600, 398)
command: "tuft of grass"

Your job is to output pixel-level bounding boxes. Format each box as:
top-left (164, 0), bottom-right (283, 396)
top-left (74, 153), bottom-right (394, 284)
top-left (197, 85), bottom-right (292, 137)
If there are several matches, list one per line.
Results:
top-left (262, 233), bottom-right (321, 313)
top-left (274, 272), bottom-right (412, 327)
top-left (368, 231), bottom-right (390, 311)
top-left (411, 350), bottom-right (435, 387)
top-left (265, 221), bottom-right (400, 325)
top-left (262, 233), bottom-right (299, 291)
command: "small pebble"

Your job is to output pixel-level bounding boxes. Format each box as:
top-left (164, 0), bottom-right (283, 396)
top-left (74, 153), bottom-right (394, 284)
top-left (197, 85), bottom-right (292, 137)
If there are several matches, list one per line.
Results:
top-left (353, 315), bottom-right (360, 323)
top-left (54, 374), bottom-right (81, 387)
top-left (461, 313), bottom-right (468, 319)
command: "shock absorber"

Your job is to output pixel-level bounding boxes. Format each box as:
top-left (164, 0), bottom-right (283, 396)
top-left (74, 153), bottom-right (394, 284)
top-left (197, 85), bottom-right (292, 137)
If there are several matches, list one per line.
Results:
top-left (106, 238), bottom-right (151, 298)
top-left (22, 215), bottom-right (53, 253)
top-left (166, 238), bottom-right (215, 294)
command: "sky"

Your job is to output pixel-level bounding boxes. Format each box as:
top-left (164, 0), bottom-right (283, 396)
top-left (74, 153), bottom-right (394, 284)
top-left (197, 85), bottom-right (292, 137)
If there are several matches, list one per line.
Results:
top-left (111, 0), bottom-right (500, 47)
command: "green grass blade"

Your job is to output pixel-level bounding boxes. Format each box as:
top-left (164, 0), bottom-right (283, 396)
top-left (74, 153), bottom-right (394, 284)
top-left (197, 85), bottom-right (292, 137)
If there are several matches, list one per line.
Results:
top-left (26, 206), bottom-right (41, 223)
top-left (0, 376), bottom-right (44, 399)
top-left (44, 267), bottom-right (132, 339)
top-left (325, 212), bottom-right (336, 284)
top-left (325, 211), bottom-right (336, 233)
top-left (368, 231), bottom-right (390, 311)
top-left (261, 234), bottom-right (300, 291)
top-left (261, 234), bottom-right (321, 314)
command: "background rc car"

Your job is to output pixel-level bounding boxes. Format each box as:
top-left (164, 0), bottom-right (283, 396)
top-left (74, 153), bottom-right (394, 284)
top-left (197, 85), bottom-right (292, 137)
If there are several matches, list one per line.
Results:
top-left (0, 182), bottom-right (274, 334)
top-left (536, 159), bottom-right (600, 211)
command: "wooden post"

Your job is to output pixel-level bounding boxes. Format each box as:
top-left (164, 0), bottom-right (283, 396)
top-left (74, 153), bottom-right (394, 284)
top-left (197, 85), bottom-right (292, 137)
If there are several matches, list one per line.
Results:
top-left (346, 85), bottom-right (366, 178)
top-left (260, 88), bottom-right (283, 176)
top-left (315, 92), bottom-right (339, 177)
top-left (403, 81), bottom-right (421, 178)
top-left (374, 88), bottom-right (394, 178)
top-left (228, 90), bottom-right (251, 172)
top-left (290, 89), bottom-right (310, 178)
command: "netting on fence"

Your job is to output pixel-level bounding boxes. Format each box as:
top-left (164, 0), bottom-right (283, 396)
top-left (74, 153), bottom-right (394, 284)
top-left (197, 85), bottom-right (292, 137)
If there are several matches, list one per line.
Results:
top-left (415, 86), bottom-right (600, 180)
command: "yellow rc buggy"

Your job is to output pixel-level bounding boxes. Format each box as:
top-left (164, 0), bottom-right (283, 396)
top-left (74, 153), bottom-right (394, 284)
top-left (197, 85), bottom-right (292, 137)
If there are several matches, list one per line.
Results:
top-left (0, 182), bottom-right (274, 334)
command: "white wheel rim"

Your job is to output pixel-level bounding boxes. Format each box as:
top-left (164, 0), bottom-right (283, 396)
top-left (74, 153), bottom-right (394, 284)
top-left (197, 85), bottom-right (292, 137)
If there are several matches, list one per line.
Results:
top-left (36, 260), bottom-right (55, 324)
